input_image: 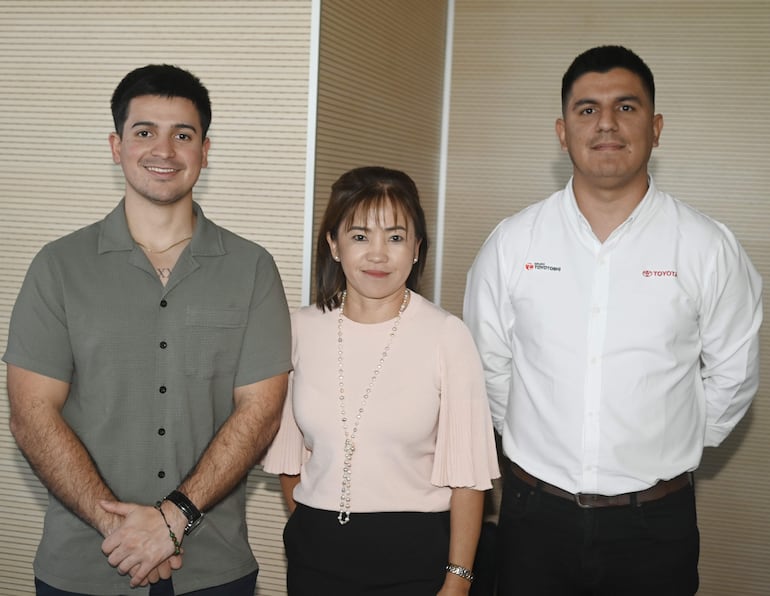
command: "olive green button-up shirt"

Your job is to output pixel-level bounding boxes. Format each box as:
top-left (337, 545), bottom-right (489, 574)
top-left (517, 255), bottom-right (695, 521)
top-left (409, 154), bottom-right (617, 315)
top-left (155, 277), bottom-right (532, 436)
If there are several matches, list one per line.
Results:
top-left (4, 199), bottom-right (292, 594)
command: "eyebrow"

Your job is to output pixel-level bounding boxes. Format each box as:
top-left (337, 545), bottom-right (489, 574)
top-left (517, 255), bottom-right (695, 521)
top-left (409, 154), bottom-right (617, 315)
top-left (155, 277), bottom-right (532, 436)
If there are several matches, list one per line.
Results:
top-left (572, 95), bottom-right (643, 108)
top-left (349, 224), bottom-right (408, 232)
top-left (130, 121), bottom-right (199, 134)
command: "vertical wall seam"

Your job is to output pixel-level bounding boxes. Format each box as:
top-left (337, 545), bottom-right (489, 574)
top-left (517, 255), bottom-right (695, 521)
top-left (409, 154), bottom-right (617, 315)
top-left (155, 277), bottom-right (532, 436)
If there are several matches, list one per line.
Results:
top-left (434, 0), bottom-right (455, 307)
top-left (301, 0), bottom-right (322, 306)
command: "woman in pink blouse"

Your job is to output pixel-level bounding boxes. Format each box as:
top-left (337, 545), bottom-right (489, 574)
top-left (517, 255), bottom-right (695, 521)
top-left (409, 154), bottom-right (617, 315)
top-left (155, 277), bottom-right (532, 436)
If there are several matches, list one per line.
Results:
top-left (263, 166), bottom-right (499, 595)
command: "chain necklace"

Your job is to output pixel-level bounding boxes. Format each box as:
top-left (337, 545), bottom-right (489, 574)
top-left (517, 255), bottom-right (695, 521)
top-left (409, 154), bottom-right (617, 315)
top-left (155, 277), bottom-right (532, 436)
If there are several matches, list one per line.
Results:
top-left (337, 288), bottom-right (409, 525)
top-left (135, 236), bottom-right (192, 254)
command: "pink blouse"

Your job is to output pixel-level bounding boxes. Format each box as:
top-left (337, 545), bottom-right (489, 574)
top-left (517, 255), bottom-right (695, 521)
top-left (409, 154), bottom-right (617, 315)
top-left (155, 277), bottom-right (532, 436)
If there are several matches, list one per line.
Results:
top-left (263, 292), bottom-right (500, 512)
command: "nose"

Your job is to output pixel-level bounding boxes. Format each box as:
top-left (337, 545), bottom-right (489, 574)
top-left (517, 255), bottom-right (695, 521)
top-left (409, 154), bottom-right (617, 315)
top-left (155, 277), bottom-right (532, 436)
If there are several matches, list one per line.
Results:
top-left (152, 134), bottom-right (176, 158)
top-left (596, 109), bottom-right (618, 132)
top-left (366, 241), bottom-right (387, 263)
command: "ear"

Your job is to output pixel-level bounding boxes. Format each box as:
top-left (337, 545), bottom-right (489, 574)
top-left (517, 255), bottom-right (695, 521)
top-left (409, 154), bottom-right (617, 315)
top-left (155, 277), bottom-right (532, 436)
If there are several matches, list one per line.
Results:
top-left (201, 136), bottom-right (211, 168)
top-left (414, 238), bottom-right (423, 262)
top-left (326, 231), bottom-right (338, 259)
top-left (108, 132), bottom-right (122, 165)
top-left (555, 118), bottom-right (567, 151)
top-left (652, 114), bottom-right (664, 148)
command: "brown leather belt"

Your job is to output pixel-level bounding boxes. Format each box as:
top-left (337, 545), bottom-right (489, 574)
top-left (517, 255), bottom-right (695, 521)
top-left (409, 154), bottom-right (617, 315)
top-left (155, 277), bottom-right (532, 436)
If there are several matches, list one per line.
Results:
top-left (509, 461), bottom-right (692, 508)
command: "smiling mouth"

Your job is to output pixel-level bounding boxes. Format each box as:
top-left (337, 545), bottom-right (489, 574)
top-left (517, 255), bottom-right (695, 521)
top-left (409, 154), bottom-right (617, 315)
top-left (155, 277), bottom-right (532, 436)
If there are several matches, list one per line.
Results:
top-left (144, 165), bottom-right (179, 174)
top-left (363, 270), bottom-right (389, 278)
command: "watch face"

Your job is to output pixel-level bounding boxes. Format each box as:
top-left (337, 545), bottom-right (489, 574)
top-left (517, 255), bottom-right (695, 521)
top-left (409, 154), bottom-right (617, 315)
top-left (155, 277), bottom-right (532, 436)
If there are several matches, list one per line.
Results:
top-left (184, 513), bottom-right (204, 535)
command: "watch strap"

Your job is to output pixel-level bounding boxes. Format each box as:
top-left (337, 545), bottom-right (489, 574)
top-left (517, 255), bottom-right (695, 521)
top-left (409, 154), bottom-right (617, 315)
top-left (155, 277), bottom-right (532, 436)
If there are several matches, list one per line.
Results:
top-left (164, 489), bottom-right (204, 535)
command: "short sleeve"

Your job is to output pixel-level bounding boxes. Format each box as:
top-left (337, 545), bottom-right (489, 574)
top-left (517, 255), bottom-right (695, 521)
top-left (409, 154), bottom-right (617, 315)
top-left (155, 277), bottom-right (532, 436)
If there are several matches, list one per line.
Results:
top-left (234, 250), bottom-right (292, 387)
top-left (3, 245), bottom-right (74, 382)
top-left (431, 316), bottom-right (500, 490)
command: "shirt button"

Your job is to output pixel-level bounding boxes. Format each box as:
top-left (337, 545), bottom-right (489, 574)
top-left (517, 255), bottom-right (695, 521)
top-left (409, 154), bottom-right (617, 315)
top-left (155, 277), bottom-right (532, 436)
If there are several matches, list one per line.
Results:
top-left (158, 471), bottom-right (166, 479)
top-left (160, 341), bottom-right (167, 349)
top-left (160, 299), bottom-right (168, 307)
top-left (159, 386), bottom-right (167, 394)
top-left (158, 428), bottom-right (166, 436)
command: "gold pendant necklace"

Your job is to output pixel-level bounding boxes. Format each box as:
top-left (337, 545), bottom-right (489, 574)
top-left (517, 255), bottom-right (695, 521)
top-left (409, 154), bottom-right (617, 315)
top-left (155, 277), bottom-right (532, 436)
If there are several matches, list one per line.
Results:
top-left (336, 288), bottom-right (409, 525)
top-left (135, 236), bottom-right (192, 254)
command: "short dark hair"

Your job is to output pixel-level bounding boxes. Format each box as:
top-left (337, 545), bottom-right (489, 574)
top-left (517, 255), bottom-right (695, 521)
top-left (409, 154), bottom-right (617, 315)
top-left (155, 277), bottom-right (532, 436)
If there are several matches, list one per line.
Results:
top-left (315, 166), bottom-right (430, 311)
top-left (561, 45), bottom-right (655, 113)
top-left (111, 64), bottom-right (212, 137)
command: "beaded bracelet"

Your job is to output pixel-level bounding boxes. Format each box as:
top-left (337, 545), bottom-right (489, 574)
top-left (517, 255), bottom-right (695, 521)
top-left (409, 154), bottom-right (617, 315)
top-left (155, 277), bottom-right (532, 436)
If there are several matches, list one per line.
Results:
top-left (154, 501), bottom-right (181, 556)
top-left (446, 563), bottom-right (475, 583)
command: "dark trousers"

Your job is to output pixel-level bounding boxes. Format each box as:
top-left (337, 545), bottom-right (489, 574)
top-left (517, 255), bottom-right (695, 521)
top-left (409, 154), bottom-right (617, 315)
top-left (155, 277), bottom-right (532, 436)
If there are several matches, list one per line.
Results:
top-left (35, 570), bottom-right (257, 596)
top-left (284, 503), bottom-right (450, 595)
top-left (496, 470), bottom-right (699, 596)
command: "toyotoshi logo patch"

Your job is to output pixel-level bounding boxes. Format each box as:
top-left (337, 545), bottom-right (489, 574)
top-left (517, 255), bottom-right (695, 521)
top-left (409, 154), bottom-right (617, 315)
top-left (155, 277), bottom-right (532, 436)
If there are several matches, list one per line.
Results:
top-left (525, 262), bottom-right (562, 272)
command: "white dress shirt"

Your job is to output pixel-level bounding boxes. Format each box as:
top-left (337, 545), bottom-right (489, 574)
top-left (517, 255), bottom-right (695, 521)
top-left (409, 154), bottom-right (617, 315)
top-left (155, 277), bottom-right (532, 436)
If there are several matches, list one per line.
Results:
top-left (464, 178), bottom-right (762, 495)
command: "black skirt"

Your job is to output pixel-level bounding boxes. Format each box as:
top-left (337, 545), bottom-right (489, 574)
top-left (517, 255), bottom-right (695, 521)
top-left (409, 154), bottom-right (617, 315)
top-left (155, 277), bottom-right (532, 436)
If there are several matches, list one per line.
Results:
top-left (283, 503), bottom-right (450, 595)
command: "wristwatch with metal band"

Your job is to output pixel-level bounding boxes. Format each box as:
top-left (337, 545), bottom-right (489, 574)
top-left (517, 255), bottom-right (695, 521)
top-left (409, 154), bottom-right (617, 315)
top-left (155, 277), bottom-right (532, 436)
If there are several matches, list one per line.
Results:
top-left (164, 489), bottom-right (204, 535)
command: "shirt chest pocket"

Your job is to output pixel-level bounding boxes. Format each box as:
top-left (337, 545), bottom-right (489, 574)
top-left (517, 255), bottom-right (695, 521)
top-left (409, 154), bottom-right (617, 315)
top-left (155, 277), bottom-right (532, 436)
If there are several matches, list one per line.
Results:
top-left (185, 307), bottom-right (248, 378)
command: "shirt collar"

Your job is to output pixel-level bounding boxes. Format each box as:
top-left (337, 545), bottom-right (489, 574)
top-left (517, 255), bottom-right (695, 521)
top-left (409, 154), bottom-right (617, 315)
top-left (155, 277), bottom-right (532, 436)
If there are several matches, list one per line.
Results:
top-left (565, 176), bottom-right (660, 234)
top-left (97, 199), bottom-right (225, 256)
top-left (626, 177), bottom-right (658, 224)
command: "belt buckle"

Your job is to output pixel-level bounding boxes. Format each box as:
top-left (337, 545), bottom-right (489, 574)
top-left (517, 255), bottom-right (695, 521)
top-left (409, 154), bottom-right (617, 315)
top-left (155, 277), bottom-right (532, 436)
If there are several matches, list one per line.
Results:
top-left (574, 492), bottom-right (595, 509)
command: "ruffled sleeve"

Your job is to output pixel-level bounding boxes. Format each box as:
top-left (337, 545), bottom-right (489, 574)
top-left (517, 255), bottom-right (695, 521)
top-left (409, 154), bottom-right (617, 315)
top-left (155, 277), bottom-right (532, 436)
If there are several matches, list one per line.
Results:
top-left (261, 371), bottom-right (309, 474)
top-left (431, 315), bottom-right (500, 490)
top-left (262, 309), bottom-right (311, 474)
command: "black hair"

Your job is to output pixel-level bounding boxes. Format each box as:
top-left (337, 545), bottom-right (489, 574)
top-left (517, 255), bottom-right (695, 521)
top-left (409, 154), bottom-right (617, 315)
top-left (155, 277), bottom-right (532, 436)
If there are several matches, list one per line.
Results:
top-left (561, 45), bottom-right (655, 112)
top-left (111, 64), bottom-right (212, 137)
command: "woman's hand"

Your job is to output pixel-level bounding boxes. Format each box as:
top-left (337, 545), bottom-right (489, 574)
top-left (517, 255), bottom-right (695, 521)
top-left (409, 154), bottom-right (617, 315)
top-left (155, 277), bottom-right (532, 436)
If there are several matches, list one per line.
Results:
top-left (437, 570), bottom-right (473, 595)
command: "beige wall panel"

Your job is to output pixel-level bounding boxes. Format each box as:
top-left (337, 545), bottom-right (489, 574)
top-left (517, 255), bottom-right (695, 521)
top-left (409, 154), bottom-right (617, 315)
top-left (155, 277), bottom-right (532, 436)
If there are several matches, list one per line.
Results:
top-left (314, 0), bottom-right (447, 301)
top-left (446, 2), bottom-right (770, 595)
top-left (0, 2), bottom-right (313, 594)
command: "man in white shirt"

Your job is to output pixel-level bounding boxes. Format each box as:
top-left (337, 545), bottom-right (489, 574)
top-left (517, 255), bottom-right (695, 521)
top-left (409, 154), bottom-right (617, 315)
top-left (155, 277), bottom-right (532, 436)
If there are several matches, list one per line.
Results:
top-left (464, 45), bottom-right (762, 596)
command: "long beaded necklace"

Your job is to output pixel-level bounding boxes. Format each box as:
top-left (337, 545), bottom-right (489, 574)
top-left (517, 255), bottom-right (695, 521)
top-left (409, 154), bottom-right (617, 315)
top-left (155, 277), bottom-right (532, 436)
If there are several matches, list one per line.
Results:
top-left (336, 287), bottom-right (409, 525)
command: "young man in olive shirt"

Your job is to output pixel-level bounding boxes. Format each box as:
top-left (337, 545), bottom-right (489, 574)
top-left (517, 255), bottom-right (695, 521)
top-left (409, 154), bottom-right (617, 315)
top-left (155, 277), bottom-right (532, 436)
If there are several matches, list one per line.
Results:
top-left (4, 65), bottom-right (292, 595)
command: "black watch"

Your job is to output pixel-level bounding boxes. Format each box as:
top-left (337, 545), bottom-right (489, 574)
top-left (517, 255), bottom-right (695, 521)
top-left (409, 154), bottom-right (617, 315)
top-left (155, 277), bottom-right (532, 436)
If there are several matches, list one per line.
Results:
top-left (164, 490), bottom-right (204, 535)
